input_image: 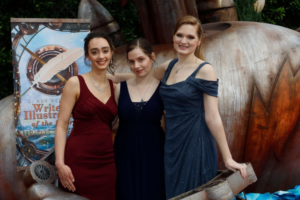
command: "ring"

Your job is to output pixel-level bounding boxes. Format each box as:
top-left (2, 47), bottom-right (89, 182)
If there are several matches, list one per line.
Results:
top-left (242, 163), bottom-right (246, 166)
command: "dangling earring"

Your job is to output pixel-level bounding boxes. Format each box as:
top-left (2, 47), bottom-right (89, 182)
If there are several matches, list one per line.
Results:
top-left (109, 59), bottom-right (112, 67)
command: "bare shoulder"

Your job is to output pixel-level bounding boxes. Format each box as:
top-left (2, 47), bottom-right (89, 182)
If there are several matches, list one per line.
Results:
top-left (65, 76), bottom-right (80, 89)
top-left (60, 76), bottom-right (80, 102)
top-left (195, 62), bottom-right (217, 81)
top-left (153, 77), bottom-right (160, 85)
top-left (62, 76), bottom-right (79, 98)
top-left (126, 77), bottom-right (135, 87)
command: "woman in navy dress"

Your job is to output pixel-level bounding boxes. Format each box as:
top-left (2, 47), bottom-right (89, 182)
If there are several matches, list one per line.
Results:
top-left (113, 38), bottom-right (166, 200)
top-left (153, 16), bottom-right (248, 199)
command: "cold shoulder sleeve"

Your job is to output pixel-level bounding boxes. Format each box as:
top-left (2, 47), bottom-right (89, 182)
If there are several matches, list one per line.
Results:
top-left (187, 77), bottom-right (219, 97)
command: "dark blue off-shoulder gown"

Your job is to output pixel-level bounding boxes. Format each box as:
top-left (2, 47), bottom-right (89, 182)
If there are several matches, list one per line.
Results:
top-left (159, 59), bottom-right (219, 199)
top-left (114, 81), bottom-right (166, 200)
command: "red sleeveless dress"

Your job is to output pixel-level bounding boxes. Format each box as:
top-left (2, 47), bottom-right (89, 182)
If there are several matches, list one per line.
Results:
top-left (63, 75), bottom-right (117, 200)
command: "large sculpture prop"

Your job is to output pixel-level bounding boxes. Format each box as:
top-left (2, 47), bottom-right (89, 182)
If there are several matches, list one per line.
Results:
top-left (119, 0), bottom-right (199, 44)
top-left (78, 0), bottom-right (125, 47)
top-left (0, 95), bottom-right (26, 199)
top-left (196, 0), bottom-right (238, 24)
top-left (170, 163), bottom-right (257, 200)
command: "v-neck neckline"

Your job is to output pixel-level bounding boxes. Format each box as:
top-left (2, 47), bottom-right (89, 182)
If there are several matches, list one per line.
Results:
top-left (80, 75), bottom-right (112, 105)
top-left (124, 81), bottom-right (160, 117)
top-left (164, 59), bottom-right (209, 86)
top-left (125, 81), bottom-right (161, 104)
top-left (164, 59), bottom-right (192, 86)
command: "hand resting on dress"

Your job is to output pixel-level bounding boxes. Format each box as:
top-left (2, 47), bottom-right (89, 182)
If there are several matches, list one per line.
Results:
top-left (57, 163), bottom-right (76, 192)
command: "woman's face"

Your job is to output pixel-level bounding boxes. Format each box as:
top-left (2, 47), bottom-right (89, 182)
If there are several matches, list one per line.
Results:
top-left (86, 37), bottom-right (113, 71)
top-left (127, 48), bottom-right (154, 77)
top-left (173, 24), bottom-right (201, 56)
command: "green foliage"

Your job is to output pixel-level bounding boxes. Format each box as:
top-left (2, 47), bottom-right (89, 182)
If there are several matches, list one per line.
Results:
top-left (235, 0), bottom-right (262, 22)
top-left (0, 0), bottom-right (141, 100)
top-left (262, 0), bottom-right (300, 29)
top-left (235, 0), bottom-right (300, 30)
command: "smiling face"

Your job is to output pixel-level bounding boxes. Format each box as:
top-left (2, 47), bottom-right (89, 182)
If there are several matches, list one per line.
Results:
top-left (173, 24), bottom-right (201, 56)
top-left (127, 47), bottom-right (154, 77)
top-left (86, 37), bottom-right (113, 71)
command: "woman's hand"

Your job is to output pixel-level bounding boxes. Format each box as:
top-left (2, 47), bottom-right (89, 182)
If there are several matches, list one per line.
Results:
top-left (224, 158), bottom-right (247, 179)
top-left (57, 163), bottom-right (76, 192)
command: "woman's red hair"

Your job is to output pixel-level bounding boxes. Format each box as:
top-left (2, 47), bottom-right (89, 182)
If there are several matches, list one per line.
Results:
top-left (173, 15), bottom-right (204, 60)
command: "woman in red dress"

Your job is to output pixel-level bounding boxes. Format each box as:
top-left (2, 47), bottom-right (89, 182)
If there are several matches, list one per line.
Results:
top-left (55, 32), bottom-right (118, 200)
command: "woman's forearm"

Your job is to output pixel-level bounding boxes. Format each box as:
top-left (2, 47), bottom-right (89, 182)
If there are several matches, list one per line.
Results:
top-left (206, 115), bottom-right (232, 161)
top-left (107, 73), bottom-right (135, 83)
top-left (55, 126), bottom-right (68, 166)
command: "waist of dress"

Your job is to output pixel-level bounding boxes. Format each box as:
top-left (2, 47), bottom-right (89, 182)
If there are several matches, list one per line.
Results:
top-left (164, 106), bottom-right (203, 117)
top-left (118, 122), bottom-right (163, 132)
top-left (72, 120), bottom-right (111, 129)
top-left (118, 119), bottom-right (161, 125)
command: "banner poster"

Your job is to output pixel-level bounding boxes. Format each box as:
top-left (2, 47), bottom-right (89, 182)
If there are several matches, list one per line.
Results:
top-left (11, 18), bottom-right (90, 167)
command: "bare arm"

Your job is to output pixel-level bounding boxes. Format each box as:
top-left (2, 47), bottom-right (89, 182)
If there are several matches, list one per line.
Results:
top-left (111, 83), bottom-right (120, 131)
top-left (114, 83), bottom-right (121, 104)
top-left (152, 59), bottom-right (172, 81)
top-left (54, 76), bottom-right (79, 191)
top-left (107, 73), bottom-right (135, 83)
top-left (200, 65), bottom-right (247, 178)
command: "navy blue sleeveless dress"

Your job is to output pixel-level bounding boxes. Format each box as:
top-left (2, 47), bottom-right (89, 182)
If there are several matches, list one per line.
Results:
top-left (114, 81), bottom-right (166, 200)
top-left (159, 59), bottom-right (219, 199)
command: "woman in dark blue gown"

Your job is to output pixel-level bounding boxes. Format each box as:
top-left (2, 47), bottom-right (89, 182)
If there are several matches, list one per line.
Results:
top-left (113, 38), bottom-right (166, 200)
top-left (153, 16), bottom-right (248, 199)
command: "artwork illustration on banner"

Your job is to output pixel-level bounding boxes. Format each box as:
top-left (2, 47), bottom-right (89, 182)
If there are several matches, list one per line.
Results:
top-left (11, 19), bottom-right (90, 166)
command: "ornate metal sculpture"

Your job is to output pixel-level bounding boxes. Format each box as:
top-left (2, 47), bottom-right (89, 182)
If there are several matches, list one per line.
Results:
top-left (119, 0), bottom-right (199, 44)
top-left (196, 0), bottom-right (238, 23)
top-left (27, 183), bottom-right (89, 200)
top-left (78, 0), bottom-right (125, 47)
top-left (23, 160), bottom-right (56, 188)
top-left (170, 163), bottom-right (257, 200)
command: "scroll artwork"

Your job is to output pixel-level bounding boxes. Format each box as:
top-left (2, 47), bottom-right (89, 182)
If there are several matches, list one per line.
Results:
top-left (11, 18), bottom-right (90, 167)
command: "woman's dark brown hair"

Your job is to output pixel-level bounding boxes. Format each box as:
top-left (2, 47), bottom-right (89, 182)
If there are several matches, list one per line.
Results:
top-left (126, 38), bottom-right (154, 62)
top-left (83, 32), bottom-right (115, 75)
top-left (173, 15), bottom-right (205, 60)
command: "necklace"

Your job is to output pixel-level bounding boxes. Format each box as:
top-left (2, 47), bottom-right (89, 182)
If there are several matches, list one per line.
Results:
top-left (176, 58), bottom-right (198, 73)
top-left (175, 63), bottom-right (186, 73)
top-left (136, 77), bottom-right (153, 102)
top-left (89, 72), bottom-right (107, 94)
